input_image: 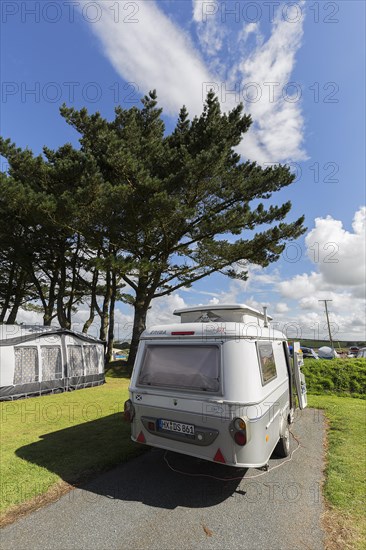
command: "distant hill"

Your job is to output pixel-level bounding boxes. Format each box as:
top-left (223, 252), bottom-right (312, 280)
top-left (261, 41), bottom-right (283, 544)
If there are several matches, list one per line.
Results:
top-left (113, 338), bottom-right (365, 351)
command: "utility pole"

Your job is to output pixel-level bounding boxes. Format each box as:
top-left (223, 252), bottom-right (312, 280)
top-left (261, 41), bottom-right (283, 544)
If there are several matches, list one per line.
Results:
top-left (318, 299), bottom-right (334, 349)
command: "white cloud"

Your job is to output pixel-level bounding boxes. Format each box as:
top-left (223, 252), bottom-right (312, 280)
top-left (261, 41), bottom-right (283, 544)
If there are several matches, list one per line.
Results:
top-left (278, 271), bottom-right (327, 299)
top-left (83, 0), bottom-right (212, 116)
top-left (192, 0), bottom-right (205, 23)
top-left (147, 293), bottom-right (187, 326)
top-left (110, 308), bottom-right (134, 341)
top-left (13, 308), bottom-right (43, 326)
top-left (133, 210), bottom-right (365, 338)
top-left (277, 207), bottom-right (366, 340)
top-left (194, 1), bottom-right (307, 162)
top-left (81, 1), bottom-right (306, 163)
top-left (305, 206), bottom-right (366, 288)
top-left (180, 287), bottom-right (221, 298)
top-left (275, 302), bottom-right (289, 313)
top-left (231, 1), bottom-right (307, 163)
top-left (238, 22), bottom-right (261, 44)
top-left (192, 0), bottom-right (225, 56)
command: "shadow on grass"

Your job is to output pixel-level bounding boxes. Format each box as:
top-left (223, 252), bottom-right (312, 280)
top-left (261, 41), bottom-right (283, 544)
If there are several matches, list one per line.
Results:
top-left (16, 413), bottom-right (145, 482)
top-left (105, 360), bottom-right (131, 379)
top-left (16, 415), bottom-right (245, 509)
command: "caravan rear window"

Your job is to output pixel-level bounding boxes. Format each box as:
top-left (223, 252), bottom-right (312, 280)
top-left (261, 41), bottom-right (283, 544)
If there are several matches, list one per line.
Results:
top-left (138, 345), bottom-right (220, 392)
top-left (257, 341), bottom-right (277, 385)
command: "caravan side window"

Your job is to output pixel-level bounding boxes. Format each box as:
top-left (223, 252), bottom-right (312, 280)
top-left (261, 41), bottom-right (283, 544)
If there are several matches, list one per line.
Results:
top-left (14, 347), bottom-right (39, 384)
top-left (257, 341), bottom-right (277, 385)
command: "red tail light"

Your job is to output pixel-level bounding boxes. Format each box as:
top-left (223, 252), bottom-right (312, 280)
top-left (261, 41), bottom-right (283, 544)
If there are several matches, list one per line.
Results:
top-left (137, 431), bottom-right (146, 443)
top-left (213, 448), bottom-right (226, 463)
top-left (230, 417), bottom-right (247, 446)
top-left (234, 431), bottom-right (246, 446)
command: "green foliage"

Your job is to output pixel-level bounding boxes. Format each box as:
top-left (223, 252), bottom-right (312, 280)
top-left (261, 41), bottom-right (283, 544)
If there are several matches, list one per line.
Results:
top-left (303, 358), bottom-right (366, 398)
top-left (0, 137), bottom-right (125, 339)
top-left (1, 91), bottom-right (306, 364)
top-left (60, 90), bottom-right (306, 364)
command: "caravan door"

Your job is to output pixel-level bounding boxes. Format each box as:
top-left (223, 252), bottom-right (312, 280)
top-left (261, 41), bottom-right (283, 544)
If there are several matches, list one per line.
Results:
top-left (293, 342), bottom-right (307, 409)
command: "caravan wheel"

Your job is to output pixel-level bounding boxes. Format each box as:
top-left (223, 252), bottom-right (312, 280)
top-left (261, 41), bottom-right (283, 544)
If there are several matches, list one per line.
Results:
top-left (274, 425), bottom-right (290, 458)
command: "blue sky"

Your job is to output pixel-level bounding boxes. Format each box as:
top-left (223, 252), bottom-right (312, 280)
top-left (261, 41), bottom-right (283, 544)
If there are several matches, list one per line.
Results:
top-left (1, 0), bottom-right (365, 341)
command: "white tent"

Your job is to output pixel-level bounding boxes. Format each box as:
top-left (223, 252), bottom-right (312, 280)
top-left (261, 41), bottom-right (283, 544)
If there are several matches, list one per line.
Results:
top-left (318, 346), bottom-right (338, 359)
top-left (0, 325), bottom-right (105, 401)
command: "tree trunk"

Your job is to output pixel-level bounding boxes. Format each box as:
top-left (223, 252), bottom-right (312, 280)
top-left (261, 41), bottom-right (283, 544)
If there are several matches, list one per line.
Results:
top-left (82, 268), bottom-right (99, 333)
top-left (6, 269), bottom-right (26, 324)
top-left (99, 268), bottom-right (111, 342)
top-left (66, 234), bottom-right (81, 326)
top-left (56, 242), bottom-right (72, 330)
top-left (0, 262), bottom-right (15, 322)
top-left (106, 271), bottom-right (117, 363)
top-left (127, 292), bottom-right (151, 371)
top-left (43, 274), bottom-right (57, 326)
top-left (57, 261), bottom-right (71, 329)
top-left (30, 265), bottom-right (58, 326)
top-left (6, 302), bottom-right (20, 325)
top-left (43, 308), bottom-right (53, 326)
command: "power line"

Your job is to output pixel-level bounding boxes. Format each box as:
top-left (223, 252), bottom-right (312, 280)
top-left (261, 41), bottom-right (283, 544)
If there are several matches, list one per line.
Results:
top-left (318, 299), bottom-right (334, 349)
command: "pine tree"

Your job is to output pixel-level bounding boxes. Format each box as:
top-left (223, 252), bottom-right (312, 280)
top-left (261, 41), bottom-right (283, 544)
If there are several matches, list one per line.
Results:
top-left (61, 91), bottom-right (306, 367)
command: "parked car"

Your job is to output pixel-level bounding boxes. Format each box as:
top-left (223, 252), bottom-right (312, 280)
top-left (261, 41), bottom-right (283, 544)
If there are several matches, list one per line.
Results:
top-left (288, 346), bottom-right (318, 359)
top-left (348, 346), bottom-right (360, 358)
top-left (300, 346), bottom-right (319, 359)
top-left (356, 348), bottom-right (366, 359)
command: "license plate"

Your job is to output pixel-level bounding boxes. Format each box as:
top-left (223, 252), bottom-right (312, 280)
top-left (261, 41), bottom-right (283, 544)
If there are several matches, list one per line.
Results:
top-left (158, 419), bottom-right (195, 436)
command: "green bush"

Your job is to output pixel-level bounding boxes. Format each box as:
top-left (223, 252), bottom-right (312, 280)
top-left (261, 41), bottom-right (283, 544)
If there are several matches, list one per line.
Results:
top-left (302, 358), bottom-right (366, 398)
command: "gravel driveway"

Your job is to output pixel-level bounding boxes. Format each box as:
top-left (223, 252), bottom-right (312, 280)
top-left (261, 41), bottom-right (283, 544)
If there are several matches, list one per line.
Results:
top-left (1, 408), bottom-right (325, 550)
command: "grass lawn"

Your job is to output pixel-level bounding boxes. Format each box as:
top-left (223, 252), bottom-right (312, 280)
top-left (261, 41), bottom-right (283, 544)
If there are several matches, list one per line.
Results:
top-left (0, 375), bottom-right (146, 520)
top-left (307, 395), bottom-right (366, 549)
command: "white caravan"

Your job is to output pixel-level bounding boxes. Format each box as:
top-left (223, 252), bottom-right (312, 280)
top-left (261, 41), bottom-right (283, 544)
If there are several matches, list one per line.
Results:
top-left (125, 304), bottom-right (307, 468)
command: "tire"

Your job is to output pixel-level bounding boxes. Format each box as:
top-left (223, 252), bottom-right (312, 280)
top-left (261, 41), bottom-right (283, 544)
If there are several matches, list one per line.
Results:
top-left (274, 424), bottom-right (290, 458)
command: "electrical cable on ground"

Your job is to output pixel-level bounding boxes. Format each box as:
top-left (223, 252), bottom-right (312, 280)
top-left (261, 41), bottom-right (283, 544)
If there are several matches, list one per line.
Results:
top-left (163, 429), bottom-right (301, 482)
